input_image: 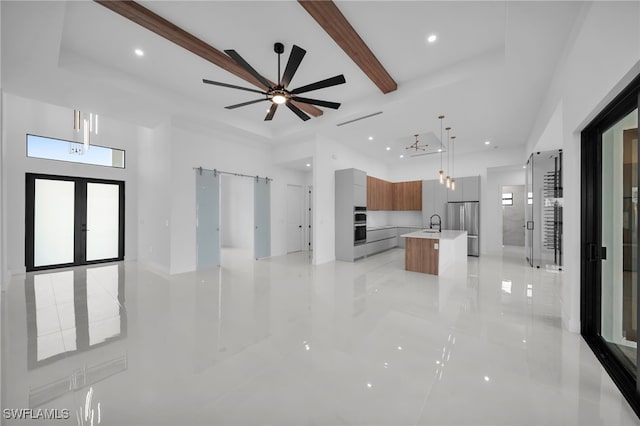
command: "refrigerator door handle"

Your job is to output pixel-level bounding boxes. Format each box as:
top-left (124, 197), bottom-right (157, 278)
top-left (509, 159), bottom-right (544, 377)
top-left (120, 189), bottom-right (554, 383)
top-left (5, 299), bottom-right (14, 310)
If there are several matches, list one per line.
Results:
top-left (460, 206), bottom-right (464, 231)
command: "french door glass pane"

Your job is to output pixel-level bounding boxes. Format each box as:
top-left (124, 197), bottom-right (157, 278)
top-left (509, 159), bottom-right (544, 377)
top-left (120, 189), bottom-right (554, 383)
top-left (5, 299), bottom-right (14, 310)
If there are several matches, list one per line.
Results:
top-left (601, 107), bottom-right (638, 373)
top-left (34, 179), bottom-right (75, 267)
top-left (86, 182), bottom-right (120, 261)
top-left (34, 270), bottom-right (76, 361)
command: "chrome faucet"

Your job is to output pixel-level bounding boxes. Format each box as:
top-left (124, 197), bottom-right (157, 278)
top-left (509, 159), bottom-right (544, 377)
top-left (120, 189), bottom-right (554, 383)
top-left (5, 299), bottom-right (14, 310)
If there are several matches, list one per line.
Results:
top-left (429, 214), bottom-right (442, 232)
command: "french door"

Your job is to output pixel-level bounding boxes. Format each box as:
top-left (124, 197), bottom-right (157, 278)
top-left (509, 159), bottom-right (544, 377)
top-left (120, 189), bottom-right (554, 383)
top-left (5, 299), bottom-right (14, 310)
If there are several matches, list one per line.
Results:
top-left (581, 73), bottom-right (640, 416)
top-left (25, 174), bottom-right (125, 271)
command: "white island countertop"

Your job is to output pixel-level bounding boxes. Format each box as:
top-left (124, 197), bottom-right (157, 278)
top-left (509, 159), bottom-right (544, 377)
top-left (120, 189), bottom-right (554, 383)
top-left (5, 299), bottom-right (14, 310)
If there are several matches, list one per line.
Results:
top-left (400, 230), bottom-right (467, 240)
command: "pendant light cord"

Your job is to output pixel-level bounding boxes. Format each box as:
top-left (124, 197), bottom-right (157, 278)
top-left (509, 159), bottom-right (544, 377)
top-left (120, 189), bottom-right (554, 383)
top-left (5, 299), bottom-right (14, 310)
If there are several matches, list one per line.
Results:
top-left (439, 115), bottom-right (444, 170)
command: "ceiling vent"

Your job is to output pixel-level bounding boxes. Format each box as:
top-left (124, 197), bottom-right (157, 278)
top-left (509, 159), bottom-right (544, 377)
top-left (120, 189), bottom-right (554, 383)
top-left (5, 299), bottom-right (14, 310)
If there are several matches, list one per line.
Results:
top-left (336, 111), bottom-right (383, 127)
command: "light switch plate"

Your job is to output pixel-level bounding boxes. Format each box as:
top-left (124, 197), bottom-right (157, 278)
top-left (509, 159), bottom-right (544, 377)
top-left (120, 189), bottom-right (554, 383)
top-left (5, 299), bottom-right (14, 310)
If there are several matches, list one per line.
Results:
top-left (434, 243), bottom-right (439, 250)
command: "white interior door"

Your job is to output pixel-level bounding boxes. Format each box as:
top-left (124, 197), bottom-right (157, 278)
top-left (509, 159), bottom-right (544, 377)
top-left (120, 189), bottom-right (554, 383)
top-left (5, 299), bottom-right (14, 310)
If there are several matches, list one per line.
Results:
top-left (286, 184), bottom-right (303, 253)
top-left (308, 185), bottom-right (313, 252)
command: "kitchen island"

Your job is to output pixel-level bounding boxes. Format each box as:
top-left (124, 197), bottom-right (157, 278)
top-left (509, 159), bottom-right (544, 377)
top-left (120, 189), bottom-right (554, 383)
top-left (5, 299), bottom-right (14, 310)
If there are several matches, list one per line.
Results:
top-left (400, 230), bottom-right (467, 275)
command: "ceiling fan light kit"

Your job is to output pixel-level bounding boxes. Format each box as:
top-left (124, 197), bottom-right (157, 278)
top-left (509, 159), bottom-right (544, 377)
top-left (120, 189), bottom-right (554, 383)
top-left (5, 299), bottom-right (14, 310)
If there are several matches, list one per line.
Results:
top-left (202, 42), bottom-right (346, 121)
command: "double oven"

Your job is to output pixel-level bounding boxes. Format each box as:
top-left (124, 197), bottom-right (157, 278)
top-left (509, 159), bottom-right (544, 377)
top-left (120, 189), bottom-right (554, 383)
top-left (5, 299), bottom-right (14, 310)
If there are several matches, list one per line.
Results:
top-left (354, 206), bottom-right (367, 246)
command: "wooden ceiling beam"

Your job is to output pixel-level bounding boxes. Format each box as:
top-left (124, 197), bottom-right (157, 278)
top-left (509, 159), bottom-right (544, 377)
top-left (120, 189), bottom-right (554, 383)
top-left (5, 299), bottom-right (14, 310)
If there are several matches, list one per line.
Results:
top-left (94, 0), bottom-right (322, 117)
top-left (298, 0), bottom-right (397, 94)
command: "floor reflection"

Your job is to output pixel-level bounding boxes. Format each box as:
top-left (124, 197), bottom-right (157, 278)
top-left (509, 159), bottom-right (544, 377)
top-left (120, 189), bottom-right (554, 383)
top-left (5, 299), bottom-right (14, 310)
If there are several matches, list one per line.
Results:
top-left (26, 263), bottom-right (126, 369)
top-left (2, 250), bottom-right (638, 425)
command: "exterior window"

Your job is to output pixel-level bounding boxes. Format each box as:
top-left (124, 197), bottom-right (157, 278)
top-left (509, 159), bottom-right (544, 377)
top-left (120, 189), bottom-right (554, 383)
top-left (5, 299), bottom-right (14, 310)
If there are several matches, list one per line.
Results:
top-left (502, 192), bottom-right (513, 206)
top-left (27, 134), bottom-right (125, 168)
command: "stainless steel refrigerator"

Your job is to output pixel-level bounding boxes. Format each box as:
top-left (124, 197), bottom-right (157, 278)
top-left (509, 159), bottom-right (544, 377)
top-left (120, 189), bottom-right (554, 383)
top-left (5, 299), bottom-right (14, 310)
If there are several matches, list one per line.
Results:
top-left (446, 201), bottom-right (480, 256)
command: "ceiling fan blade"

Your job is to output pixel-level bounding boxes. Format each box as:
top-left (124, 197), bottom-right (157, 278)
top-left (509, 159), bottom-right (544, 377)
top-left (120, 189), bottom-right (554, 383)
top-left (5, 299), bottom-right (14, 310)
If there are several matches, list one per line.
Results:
top-left (224, 98), bottom-right (268, 110)
top-left (264, 103), bottom-right (278, 121)
top-left (292, 96), bottom-right (341, 109)
top-left (224, 49), bottom-right (272, 89)
top-left (290, 74), bottom-right (346, 95)
top-left (202, 79), bottom-right (268, 95)
top-left (280, 45), bottom-right (306, 88)
top-left (286, 102), bottom-right (311, 121)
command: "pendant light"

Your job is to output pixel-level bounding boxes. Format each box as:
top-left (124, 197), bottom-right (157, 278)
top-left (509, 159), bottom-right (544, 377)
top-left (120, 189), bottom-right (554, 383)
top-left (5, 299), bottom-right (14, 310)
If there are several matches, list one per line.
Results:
top-left (73, 109), bottom-right (98, 151)
top-left (450, 135), bottom-right (457, 191)
top-left (438, 115), bottom-right (445, 184)
top-left (445, 127), bottom-right (451, 188)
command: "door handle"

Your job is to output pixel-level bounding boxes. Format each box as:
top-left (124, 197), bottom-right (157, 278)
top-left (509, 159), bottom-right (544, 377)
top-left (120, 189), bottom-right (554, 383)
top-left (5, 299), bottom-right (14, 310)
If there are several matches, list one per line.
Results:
top-left (587, 243), bottom-right (607, 261)
top-left (526, 221), bottom-right (534, 230)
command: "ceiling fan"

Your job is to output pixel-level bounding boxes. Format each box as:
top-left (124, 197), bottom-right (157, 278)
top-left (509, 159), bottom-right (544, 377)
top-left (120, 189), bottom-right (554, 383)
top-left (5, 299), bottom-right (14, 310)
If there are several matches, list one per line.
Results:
top-left (203, 42), bottom-right (346, 121)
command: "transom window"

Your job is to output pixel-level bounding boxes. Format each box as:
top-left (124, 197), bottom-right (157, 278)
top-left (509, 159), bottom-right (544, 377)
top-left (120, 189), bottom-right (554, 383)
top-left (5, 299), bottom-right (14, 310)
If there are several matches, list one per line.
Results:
top-left (27, 134), bottom-right (125, 168)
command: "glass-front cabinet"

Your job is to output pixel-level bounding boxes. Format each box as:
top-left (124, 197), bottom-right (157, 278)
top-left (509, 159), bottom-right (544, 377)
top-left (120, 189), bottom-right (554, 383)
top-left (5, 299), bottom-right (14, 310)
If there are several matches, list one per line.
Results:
top-left (525, 149), bottom-right (563, 269)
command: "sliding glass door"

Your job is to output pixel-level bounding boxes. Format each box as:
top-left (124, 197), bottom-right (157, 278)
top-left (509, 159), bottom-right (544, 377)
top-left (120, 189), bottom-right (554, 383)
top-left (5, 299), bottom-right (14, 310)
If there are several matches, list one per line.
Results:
top-left (582, 73), bottom-right (640, 416)
top-left (26, 174), bottom-right (125, 271)
top-left (196, 169), bottom-right (220, 269)
top-left (254, 178), bottom-right (271, 259)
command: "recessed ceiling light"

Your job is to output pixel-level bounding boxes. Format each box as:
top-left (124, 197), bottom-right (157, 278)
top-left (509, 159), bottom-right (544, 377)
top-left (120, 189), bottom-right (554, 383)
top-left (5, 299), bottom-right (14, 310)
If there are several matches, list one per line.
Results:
top-left (368, 136), bottom-right (373, 140)
top-left (386, 147), bottom-right (391, 151)
top-left (399, 155), bottom-right (404, 158)
top-left (438, 148), bottom-right (442, 152)
top-left (134, 48), bottom-right (144, 57)
top-left (306, 163), bottom-right (311, 167)
top-left (522, 165), bottom-right (526, 169)
top-left (484, 140), bottom-right (491, 145)
top-left (427, 34), bottom-right (437, 43)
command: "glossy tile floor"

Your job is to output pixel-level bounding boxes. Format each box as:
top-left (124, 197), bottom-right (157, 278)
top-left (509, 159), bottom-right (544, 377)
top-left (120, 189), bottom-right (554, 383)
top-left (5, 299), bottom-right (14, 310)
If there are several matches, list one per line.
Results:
top-left (2, 247), bottom-right (638, 425)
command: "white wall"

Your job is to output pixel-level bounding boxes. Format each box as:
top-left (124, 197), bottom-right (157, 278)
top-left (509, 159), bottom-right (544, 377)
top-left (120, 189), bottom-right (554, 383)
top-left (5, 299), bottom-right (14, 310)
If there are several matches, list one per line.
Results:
top-left (137, 123), bottom-right (171, 274)
top-left (220, 175), bottom-right (253, 250)
top-left (163, 123), bottom-right (306, 274)
top-left (526, 1), bottom-right (640, 332)
top-left (1, 2), bottom-right (4, 411)
top-left (312, 134), bottom-right (390, 264)
top-left (2, 93), bottom-right (140, 275)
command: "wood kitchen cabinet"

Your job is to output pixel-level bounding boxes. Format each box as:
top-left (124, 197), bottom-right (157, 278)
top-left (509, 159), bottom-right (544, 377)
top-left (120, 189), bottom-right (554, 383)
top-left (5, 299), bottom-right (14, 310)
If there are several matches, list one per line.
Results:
top-left (392, 180), bottom-right (422, 210)
top-left (367, 176), bottom-right (422, 211)
top-left (405, 237), bottom-right (439, 274)
top-left (367, 176), bottom-right (393, 210)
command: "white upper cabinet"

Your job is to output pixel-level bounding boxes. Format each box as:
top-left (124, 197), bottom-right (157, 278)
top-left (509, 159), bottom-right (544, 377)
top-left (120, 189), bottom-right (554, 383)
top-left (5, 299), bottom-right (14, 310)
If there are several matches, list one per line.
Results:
top-left (462, 176), bottom-right (480, 202)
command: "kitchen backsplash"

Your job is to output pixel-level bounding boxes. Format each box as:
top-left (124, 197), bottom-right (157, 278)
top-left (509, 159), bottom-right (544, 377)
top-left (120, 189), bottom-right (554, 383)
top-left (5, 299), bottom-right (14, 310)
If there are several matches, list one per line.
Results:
top-left (390, 211), bottom-right (423, 227)
top-left (367, 211), bottom-right (423, 228)
top-left (367, 211), bottom-right (389, 228)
